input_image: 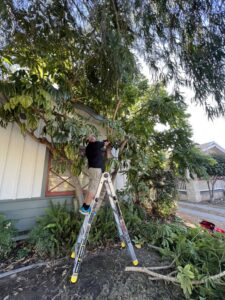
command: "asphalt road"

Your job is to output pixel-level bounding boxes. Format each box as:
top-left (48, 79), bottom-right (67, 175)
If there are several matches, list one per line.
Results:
top-left (177, 201), bottom-right (225, 230)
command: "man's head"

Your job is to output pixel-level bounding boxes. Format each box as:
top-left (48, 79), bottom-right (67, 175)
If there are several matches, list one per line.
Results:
top-left (87, 134), bottom-right (97, 143)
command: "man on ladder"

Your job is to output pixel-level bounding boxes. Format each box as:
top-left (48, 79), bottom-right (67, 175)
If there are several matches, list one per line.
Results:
top-left (79, 134), bottom-right (110, 215)
top-left (71, 134), bottom-right (138, 283)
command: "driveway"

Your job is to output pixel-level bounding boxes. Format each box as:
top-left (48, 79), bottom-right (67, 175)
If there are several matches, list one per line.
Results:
top-left (177, 201), bottom-right (225, 230)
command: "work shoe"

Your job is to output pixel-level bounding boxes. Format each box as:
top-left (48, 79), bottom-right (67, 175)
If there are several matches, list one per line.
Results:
top-left (79, 206), bottom-right (91, 215)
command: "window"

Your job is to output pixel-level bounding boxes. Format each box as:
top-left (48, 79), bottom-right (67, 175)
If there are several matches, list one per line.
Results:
top-left (46, 156), bottom-right (89, 196)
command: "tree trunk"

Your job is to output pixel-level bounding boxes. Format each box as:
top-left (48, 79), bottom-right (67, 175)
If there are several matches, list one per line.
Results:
top-left (211, 178), bottom-right (217, 202)
top-left (207, 178), bottom-right (217, 203)
top-left (207, 180), bottom-right (214, 202)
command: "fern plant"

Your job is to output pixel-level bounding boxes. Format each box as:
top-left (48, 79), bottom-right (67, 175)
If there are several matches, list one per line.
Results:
top-left (29, 201), bottom-right (82, 258)
top-left (0, 213), bottom-right (17, 260)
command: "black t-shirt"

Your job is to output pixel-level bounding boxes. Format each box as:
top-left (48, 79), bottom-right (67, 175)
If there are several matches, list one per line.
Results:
top-left (85, 141), bottom-right (105, 171)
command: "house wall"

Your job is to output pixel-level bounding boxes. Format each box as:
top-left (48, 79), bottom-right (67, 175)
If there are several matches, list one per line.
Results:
top-left (0, 196), bottom-right (75, 232)
top-left (0, 144), bottom-right (77, 233)
top-left (0, 123), bottom-right (46, 200)
top-left (178, 178), bottom-right (225, 202)
top-left (0, 120), bottom-right (127, 233)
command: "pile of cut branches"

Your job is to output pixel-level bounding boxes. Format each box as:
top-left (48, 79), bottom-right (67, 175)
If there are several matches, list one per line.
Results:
top-left (126, 222), bottom-right (225, 299)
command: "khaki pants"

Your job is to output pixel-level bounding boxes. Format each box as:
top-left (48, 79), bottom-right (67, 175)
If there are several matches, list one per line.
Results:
top-left (88, 168), bottom-right (102, 195)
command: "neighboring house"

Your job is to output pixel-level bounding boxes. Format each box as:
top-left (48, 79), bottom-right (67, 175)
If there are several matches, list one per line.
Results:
top-left (0, 104), bottom-right (126, 234)
top-left (178, 142), bottom-right (225, 202)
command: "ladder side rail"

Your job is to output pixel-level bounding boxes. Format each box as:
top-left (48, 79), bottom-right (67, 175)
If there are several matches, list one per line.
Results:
top-left (106, 174), bottom-right (138, 263)
top-left (72, 211), bottom-right (97, 277)
top-left (72, 173), bottom-right (105, 251)
top-left (104, 180), bottom-right (125, 246)
top-left (71, 173), bottom-right (106, 282)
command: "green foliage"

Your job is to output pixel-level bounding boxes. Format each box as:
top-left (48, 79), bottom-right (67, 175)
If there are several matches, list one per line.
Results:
top-left (144, 223), bottom-right (225, 299)
top-left (201, 154), bottom-right (225, 201)
top-left (177, 264), bottom-right (195, 298)
top-left (16, 247), bottom-right (30, 260)
top-left (89, 202), bottom-right (144, 247)
top-left (0, 213), bottom-right (17, 260)
top-left (1, 1), bottom-right (224, 116)
top-left (88, 206), bottom-right (118, 247)
top-left (95, 210), bottom-right (224, 299)
top-left (78, 200), bottom-right (225, 299)
top-left (204, 154), bottom-right (225, 178)
top-left (116, 86), bottom-right (213, 218)
top-left (28, 201), bottom-right (145, 256)
top-left (0, 1), bottom-right (223, 223)
top-left (29, 202), bottom-right (82, 258)
top-left (18, 200), bottom-right (225, 299)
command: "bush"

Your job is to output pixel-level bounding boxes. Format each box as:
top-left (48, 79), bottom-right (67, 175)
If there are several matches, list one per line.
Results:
top-left (29, 201), bottom-right (146, 257)
top-left (28, 199), bottom-right (225, 299)
top-left (0, 213), bottom-right (17, 260)
top-left (152, 199), bottom-right (177, 218)
top-left (16, 246), bottom-right (30, 259)
top-left (29, 202), bottom-right (82, 258)
top-left (88, 202), bottom-right (145, 247)
top-left (27, 199), bottom-right (225, 299)
top-left (88, 205), bottom-right (118, 247)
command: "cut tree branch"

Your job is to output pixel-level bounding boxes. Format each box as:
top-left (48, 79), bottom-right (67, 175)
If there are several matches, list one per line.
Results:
top-left (125, 267), bottom-right (225, 285)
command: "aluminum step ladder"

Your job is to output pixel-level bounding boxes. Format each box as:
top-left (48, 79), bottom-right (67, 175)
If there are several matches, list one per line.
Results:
top-left (70, 172), bottom-right (138, 283)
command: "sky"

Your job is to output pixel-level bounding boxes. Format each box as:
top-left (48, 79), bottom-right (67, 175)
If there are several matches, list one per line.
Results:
top-left (140, 60), bottom-right (225, 150)
top-left (187, 102), bottom-right (225, 149)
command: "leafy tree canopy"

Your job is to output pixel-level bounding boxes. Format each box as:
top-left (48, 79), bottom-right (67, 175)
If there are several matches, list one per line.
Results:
top-left (204, 154), bottom-right (225, 178)
top-left (0, 0), bottom-right (221, 213)
top-left (199, 153), bottom-right (225, 202)
top-left (0, 0), bottom-right (224, 117)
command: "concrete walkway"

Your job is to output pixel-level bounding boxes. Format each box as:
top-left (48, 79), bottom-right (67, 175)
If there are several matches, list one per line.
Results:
top-left (177, 201), bottom-right (225, 229)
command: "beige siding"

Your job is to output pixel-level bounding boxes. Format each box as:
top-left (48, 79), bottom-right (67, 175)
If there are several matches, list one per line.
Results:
top-left (0, 124), bottom-right (46, 200)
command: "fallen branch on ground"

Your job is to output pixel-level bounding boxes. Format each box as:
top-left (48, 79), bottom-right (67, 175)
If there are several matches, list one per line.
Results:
top-left (0, 262), bottom-right (48, 279)
top-left (147, 259), bottom-right (175, 270)
top-left (0, 257), bottom-right (66, 279)
top-left (147, 244), bottom-right (163, 251)
top-left (125, 266), bottom-right (225, 285)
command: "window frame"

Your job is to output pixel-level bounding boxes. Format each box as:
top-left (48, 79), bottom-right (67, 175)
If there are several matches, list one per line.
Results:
top-left (45, 156), bottom-right (75, 197)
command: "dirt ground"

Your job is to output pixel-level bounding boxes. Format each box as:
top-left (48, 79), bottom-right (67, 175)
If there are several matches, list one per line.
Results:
top-left (0, 247), bottom-right (183, 300)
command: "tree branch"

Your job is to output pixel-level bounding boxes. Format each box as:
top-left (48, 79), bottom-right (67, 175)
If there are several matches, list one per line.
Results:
top-left (125, 267), bottom-right (225, 285)
top-left (23, 126), bottom-right (55, 153)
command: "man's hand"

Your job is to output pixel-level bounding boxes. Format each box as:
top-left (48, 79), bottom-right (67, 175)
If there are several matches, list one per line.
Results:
top-left (104, 140), bottom-right (110, 147)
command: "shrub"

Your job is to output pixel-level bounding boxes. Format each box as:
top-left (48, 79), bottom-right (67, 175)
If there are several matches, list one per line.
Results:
top-left (29, 201), bottom-right (146, 257)
top-left (29, 202), bottom-right (82, 258)
top-left (88, 202), bottom-right (145, 247)
top-left (28, 199), bottom-right (225, 299)
top-left (152, 199), bottom-right (177, 218)
top-left (88, 205), bottom-right (118, 247)
top-left (16, 246), bottom-right (30, 259)
top-left (0, 213), bottom-right (17, 260)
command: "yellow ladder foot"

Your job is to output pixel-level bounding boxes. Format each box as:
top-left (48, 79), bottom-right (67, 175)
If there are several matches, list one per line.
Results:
top-left (71, 275), bottom-right (78, 283)
top-left (132, 260), bottom-right (139, 266)
top-left (121, 241), bottom-right (126, 248)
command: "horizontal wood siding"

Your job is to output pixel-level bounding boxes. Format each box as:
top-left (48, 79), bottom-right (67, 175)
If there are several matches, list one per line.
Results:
top-left (0, 124), bottom-right (46, 200)
top-left (0, 196), bottom-right (75, 232)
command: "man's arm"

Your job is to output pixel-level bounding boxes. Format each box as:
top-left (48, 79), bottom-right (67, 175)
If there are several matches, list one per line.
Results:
top-left (97, 140), bottom-right (110, 148)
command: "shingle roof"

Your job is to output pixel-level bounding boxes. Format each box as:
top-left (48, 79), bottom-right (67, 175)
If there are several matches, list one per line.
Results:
top-left (198, 141), bottom-right (225, 154)
top-left (198, 142), bottom-right (216, 151)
